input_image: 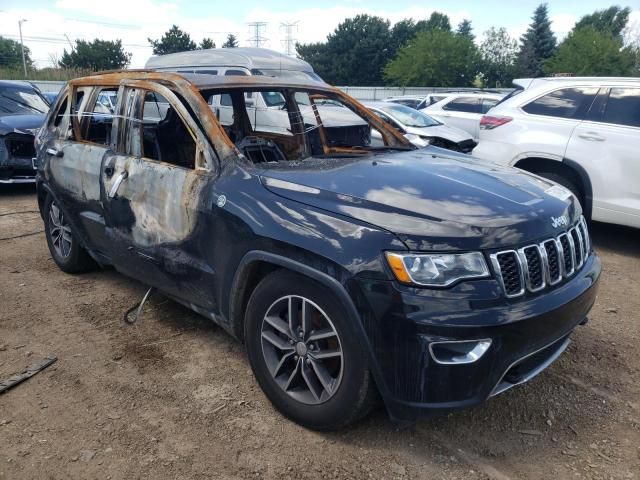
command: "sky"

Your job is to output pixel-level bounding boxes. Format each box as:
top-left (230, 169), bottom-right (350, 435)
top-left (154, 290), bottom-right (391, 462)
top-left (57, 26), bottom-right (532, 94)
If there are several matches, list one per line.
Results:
top-left (1, 0), bottom-right (639, 68)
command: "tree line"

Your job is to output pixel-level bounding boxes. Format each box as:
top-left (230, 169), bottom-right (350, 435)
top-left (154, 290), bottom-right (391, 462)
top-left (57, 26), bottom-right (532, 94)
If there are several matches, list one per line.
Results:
top-left (297, 4), bottom-right (639, 87)
top-left (0, 27), bottom-right (239, 74)
top-left (0, 5), bottom-right (637, 84)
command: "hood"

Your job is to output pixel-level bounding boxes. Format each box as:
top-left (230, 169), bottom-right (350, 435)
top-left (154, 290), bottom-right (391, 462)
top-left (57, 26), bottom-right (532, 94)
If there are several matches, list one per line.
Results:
top-left (0, 114), bottom-right (45, 136)
top-left (405, 124), bottom-right (472, 143)
top-left (259, 148), bottom-right (582, 251)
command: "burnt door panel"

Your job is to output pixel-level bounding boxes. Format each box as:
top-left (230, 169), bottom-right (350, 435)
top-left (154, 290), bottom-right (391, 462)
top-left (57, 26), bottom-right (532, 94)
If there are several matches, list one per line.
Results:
top-left (100, 152), bottom-right (217, 310)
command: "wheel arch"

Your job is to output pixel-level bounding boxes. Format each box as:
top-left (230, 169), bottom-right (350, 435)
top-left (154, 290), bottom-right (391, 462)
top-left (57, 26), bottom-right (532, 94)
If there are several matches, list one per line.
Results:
top-left (513, 157), bottom-right (593, 219)
top-left (228, 250), bottom-right (390, 396)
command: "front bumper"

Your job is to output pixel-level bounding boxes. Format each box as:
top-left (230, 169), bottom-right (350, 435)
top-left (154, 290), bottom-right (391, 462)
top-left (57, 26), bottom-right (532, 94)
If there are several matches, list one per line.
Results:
top-left (0, 136), bottom-right (37, 184)
top-left (353, 252), bottom-right (601, 422)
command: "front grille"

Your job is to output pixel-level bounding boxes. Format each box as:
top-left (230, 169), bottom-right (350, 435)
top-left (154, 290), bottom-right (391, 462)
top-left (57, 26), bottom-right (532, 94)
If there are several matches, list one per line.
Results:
top-left (490, 217), bottom-right (591, 298)
top-left (542, 239), bottom-right (561, 283)
top-left (496, 251), bottom-right (523, 296)
top-left (6, 135), bottom-right (36, 159)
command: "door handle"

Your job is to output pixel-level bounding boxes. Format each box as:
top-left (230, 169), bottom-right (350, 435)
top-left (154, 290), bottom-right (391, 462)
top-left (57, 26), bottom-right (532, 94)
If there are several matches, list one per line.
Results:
top-left (108, 171), bottom-right (128, 199)
top-left (46, 148), bottom-right (63, 157)
top-left (578, 132), bottom-right (605, 142)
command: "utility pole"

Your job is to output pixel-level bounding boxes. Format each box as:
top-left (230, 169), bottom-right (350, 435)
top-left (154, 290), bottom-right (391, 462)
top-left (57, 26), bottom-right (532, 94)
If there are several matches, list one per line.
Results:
top-left (247, 22), bottom-right (267, 48)
top-left (18, 19), bottom-right (27, 76)
top-left (280, 21), bottom-right (299, 56)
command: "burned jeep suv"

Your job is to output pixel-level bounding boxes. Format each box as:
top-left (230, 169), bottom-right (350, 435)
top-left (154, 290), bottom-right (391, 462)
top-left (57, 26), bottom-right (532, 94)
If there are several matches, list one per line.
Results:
top-left (35, 72), bottom-right (600, 429)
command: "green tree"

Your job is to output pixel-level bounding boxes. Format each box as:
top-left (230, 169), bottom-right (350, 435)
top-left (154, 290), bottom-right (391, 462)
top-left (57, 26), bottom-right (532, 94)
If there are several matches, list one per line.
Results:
top-left (297, 15), bottom-right (393, 85)
top-left (574, 6), bottom-right (630, 40)
top-left (0, 36), bottom-right (33, 69)
top-left (479, 27), bottom-right (518, 87)
top-left (148, 25), bottom-right (196, 55)
top-left (516, 3), bottom-right (557, 77)
top-left (222, 34), bottom-right (239, 48)
top-left (456, 19), bottom-right (474, 40)
top-left (419, 12), bottom-right (451, 32)
top-left (384, 28), bottom-right (479, 87)
top-left (59, 39), bottom-right (131, 70)
top-left (391, 19), bottom-right (420, 50)
top-left (544, 26), bottom-right (636, 76)
top-left (199, 37), bottom-right (215, 49)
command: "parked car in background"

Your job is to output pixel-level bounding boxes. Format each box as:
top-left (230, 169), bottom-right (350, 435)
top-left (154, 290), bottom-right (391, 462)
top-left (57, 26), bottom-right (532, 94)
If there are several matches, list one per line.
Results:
top-left (35, 71), bottom-right (600, 429)
top-left (40, 92), bottom-right (59, 105)
top-left (365, 101), bottom-right (476, 152)
top-left (473, 77), bottom-right (640, 229)
top-left (383, 95), bottom-right (429, 109)
top-left (41, 91), bottom-right (59, 105)
top-left (145, 47), bottom-right (323, 82)
top-left (0, 80), bottom-right (49, 184)
top-left (424, 93), bottom-right (503, 139)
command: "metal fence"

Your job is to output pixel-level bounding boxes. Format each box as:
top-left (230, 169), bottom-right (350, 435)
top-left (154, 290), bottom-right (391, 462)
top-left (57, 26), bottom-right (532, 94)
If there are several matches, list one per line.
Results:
top-left (18, 80), bottom-right (513, 100)
top-left (29, 80), bottom-right (66, 92)
top-left (337, 86), bottom-right (512, 100)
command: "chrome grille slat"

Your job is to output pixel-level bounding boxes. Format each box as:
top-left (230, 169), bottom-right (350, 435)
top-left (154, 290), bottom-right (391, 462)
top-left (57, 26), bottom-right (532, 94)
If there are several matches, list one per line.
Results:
top-left (571, 227), bottom-right (585, 269)
top-left (491, 216), bottom-right (590, 298)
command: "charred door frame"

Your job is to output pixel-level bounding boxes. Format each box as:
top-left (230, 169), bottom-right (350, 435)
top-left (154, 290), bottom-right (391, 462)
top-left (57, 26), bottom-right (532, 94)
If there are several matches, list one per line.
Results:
top-left (99, 79), bottom-right (220, 306)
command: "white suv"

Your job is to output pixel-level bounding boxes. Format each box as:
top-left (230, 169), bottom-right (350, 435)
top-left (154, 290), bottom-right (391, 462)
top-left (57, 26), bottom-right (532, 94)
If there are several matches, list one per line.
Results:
top-left (473, 77), bottom-right (640, 229)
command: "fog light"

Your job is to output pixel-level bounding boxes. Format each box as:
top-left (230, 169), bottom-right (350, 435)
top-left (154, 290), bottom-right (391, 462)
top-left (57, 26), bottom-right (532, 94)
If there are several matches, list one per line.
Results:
top-left (429, 339), bottom-right (492, 365)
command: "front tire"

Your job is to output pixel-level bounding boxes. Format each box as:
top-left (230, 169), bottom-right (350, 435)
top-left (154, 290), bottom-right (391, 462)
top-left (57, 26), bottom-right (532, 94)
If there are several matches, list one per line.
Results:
top-left (245, 270), bottom-right (376, 430)
top-left (44, 195), bottom-right (96, 273)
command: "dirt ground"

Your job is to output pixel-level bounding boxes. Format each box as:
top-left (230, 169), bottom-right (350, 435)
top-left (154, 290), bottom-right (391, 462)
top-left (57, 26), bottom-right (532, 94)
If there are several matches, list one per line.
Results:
top-left (0, 184), bottom-right (638, 480)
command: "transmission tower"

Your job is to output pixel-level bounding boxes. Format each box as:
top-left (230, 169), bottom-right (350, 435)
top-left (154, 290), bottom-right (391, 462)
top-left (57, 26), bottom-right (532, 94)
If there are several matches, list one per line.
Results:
top-left (280, 21), bottom-right (299, 56)
top-left (247, 22), bottom-right (267, 48)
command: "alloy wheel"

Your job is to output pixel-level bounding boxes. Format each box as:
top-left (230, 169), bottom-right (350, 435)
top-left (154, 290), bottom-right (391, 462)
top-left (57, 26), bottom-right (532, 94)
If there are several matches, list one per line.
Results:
top-left (49, 201), bottom-right (72, 258)
top-left (260, 295), bottom-right (344, 405)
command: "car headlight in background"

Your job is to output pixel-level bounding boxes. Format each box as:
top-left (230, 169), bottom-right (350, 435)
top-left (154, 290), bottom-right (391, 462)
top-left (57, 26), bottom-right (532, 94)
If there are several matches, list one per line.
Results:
top-left (404, 133), bottom-right (430, 147)
top-left (385, 252), bottom-right (490, 286)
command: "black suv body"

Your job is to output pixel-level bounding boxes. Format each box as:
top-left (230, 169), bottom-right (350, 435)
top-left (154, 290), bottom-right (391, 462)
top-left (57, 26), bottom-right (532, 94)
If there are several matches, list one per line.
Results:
top-left (35, 72), bottom-right (600, 429)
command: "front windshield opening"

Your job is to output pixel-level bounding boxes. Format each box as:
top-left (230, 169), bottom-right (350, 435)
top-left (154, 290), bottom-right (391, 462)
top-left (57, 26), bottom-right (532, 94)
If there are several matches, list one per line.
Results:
top-left (202, 86), bottom-right (412, 164)
top-left (378, 104), bottom-right (440, 128)
top-left (0, 87), bottom-right (49, 115)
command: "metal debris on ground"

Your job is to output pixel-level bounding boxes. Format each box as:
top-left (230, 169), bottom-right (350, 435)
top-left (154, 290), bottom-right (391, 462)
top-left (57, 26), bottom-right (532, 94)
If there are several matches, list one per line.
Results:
top-left (0, 356), bottom-right (57, 394)
top-left (124, 287), bottom-right (156, 325)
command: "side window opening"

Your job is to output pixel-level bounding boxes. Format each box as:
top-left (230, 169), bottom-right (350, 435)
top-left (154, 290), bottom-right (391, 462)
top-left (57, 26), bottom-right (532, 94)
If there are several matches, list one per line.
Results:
top-left (130, 89), bottom-right (197, 169)
top-left (53, 96), bottom-right (68, 128)
top-left (83, 87), bottom-right (118, 146)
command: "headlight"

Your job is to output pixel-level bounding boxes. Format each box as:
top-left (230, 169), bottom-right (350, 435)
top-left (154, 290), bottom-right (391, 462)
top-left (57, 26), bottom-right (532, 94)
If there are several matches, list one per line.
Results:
top-left (404, 133), bottom-right (430, 147)
top-left (385, 252), bottom-right (489, 286)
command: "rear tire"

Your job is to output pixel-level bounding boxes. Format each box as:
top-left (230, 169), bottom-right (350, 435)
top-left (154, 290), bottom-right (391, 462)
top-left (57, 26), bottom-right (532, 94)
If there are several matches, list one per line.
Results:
top-left (43, 195), bottom-right (96, 273)
top-left (245, 269), bottom-right (377, 430)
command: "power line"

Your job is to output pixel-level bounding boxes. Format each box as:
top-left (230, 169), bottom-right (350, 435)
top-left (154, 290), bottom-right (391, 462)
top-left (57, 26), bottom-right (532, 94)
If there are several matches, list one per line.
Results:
top-left (280, 21), bottom-right (299, 56)
top-left (0, 33), bottom-right (153, 49)
top-left (247, 22), bottom-right (267, 48)
top-left (62, 17), bottom-right (140, 30)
